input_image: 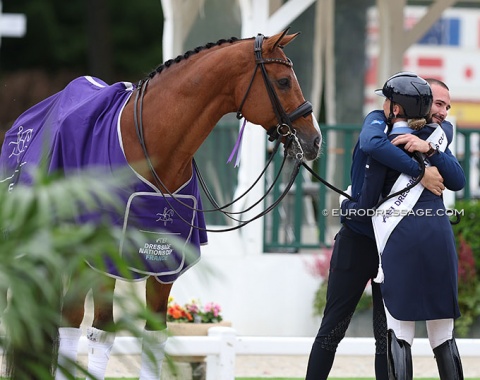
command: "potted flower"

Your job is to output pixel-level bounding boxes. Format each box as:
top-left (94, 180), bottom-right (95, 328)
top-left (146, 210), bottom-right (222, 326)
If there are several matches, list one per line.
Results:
top-left (166, 297), bottom-right (229, 340)
top-left (167, 297), bottom-right (225, 325)
top-left (166, 297), bottom-right (230, 368)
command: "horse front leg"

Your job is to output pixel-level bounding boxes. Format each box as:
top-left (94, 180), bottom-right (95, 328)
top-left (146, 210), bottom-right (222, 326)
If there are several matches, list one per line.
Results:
top-left (81, 276), bottom-right (117, 380)
top-left (145, 277), bottom-right (172, 329)
top-left (57, 274), bottom-right (117, 380)
top-left (55, 271), bottom-right (94, 380)
top-left (138, 277), bottom-right (173, 380)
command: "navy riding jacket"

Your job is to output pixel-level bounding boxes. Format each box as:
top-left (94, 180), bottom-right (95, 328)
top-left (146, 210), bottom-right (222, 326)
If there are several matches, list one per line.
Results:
top-left (341, 110), bottom-right (457, 239)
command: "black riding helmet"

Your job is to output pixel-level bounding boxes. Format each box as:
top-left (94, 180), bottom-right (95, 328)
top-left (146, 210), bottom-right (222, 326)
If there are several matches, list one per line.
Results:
top-left (375, 72), bottom-right (433, 119)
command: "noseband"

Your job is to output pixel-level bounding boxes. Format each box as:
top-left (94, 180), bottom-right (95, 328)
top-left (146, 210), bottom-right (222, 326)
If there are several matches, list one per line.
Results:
top-left (235, 33), bottom-right (313, 150)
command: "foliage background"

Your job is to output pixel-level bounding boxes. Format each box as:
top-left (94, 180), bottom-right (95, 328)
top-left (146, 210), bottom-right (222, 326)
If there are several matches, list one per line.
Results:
top-left (0, 167), bottom-right (161, 378)
top-left (452, 200), bottom-right (480, 337)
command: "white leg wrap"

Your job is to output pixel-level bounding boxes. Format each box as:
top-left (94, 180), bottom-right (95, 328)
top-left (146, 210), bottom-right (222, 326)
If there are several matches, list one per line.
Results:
top-left (139, 329), bottom-right (168, 380)
top-left (86, 327), bottom-right (116, 380)
top-left (56, 327), bottom-right (82, 380)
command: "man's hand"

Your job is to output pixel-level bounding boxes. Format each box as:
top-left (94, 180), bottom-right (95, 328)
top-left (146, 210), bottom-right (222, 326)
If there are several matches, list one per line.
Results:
top-left (421, 166), bottom-right (445, 196)
top-left (391, 134), bottom-right (430, 153)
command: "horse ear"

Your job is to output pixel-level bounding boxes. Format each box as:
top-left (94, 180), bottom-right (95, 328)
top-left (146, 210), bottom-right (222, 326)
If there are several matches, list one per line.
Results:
top-left (270, 28), bottom-right (300, 51)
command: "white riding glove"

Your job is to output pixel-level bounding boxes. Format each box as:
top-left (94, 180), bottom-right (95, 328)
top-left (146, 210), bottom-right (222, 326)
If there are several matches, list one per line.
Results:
top-left (339, 185), bottom-right (352, 207)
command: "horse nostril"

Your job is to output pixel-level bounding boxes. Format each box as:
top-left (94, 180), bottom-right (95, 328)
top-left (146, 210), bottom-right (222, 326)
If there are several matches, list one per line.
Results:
top-left (314, 136), bottom-right (321, 148)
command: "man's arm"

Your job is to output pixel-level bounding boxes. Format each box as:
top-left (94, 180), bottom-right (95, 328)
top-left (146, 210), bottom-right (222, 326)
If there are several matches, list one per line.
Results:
top-left (427, 148), bottom-right (465, 191)
top-left (359, 111), bottom-right (421, 177)
top-left (391, 133), bottom-right (465, 191)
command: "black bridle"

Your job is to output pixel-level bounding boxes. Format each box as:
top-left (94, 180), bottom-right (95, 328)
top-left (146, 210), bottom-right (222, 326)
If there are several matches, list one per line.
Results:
top-left (236, 33), bottom-right (314, 159)
top-left (132, 32), bottom-right (315, 232)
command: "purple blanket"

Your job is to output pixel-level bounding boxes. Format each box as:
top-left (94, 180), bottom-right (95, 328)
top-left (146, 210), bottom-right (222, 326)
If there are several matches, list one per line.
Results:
top-left (0, 76), bottom-right (207, 283)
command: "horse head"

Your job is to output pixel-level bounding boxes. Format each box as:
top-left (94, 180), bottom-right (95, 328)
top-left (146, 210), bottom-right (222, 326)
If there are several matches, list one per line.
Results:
top-left (235, 29), bottom-right (322, 161)
top-left (120, 29), bottom-right (322, 191)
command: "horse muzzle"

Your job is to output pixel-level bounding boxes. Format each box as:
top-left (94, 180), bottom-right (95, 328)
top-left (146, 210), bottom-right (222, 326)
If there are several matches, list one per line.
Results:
top-left (267, 102), bottom-right (322, 161)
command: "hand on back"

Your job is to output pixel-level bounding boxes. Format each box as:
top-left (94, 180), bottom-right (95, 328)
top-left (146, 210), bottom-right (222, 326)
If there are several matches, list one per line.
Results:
top-left (391, 134), bottom-right (430, 154)
top-left (421, 166), bottom-right (445, 195)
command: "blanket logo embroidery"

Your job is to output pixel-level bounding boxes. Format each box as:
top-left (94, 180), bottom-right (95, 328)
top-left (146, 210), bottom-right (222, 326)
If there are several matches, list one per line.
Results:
top-left (8, 126), bottom-right (33, 163)
top-left (156, 207), bottom-right (175, 226)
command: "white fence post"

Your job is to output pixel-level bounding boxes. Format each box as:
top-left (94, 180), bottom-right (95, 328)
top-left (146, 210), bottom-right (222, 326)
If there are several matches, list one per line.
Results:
top-left (205, 326), bottom-right (236, 380)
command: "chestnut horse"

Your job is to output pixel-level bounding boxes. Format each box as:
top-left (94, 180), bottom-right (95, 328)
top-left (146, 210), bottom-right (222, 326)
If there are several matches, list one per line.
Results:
top-left (0, 29), bottom-right (321, 379)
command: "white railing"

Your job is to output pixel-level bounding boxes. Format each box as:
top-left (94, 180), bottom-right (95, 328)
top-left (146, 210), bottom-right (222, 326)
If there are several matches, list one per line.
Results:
top-left (76, 326), bottom-right (480, 380)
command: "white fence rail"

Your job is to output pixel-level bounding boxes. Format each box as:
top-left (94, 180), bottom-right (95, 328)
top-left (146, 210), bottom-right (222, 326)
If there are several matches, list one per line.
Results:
top-left (75, 327), bottom-right (480, 380)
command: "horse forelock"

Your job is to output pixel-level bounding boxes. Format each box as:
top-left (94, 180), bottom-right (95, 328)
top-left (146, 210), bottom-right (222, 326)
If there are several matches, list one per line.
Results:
top-left (145, 36), bottom-right (249, 81)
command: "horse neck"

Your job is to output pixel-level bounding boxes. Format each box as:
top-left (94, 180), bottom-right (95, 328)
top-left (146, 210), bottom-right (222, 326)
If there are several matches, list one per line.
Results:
top-left (121, 42), bottom-right (251, 192)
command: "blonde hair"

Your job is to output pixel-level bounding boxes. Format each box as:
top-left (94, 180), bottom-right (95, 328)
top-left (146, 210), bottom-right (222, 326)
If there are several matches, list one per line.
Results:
top-left (394, 102), bottom-right (427, 130)
top-left (408, 118), bottom-right (427, 131)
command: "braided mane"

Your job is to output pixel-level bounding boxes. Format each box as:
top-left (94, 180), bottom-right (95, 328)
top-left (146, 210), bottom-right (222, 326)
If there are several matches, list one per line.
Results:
top-left (143, 37), bottom-right (244, 82)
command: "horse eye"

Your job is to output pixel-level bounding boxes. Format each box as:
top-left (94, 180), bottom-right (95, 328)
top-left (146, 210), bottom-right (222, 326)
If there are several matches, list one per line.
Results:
top-left (277, 78), bottom-right (291, 89)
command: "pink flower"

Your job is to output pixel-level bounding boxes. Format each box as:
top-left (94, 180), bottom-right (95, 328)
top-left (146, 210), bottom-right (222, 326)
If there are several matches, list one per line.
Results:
top-left (167, 298), bottom-right (223, 323)
top-left (458, 236), bottom-right (476, 283)
top-left (305, 248), bottom-right (333, 279)
top-left (204, 302), bottom-right (221, 317)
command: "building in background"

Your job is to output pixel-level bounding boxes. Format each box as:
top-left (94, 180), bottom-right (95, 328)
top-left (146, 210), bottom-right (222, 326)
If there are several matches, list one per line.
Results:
top-left (365, 5), bottom-right (480, 197)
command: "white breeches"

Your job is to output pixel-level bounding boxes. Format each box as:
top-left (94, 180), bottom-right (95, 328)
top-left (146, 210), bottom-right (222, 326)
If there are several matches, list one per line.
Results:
top-left (385, 305), bottom-right (454, 349)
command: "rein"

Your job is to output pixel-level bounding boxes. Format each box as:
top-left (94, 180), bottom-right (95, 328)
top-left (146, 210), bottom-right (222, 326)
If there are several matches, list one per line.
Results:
top-left (301, 162), bottom-right (354, 201)
top-left (194, 138), bottom-right (284, 219)
top-left (133, 33), bottom-right (313, 232)
top-left (300, 153), bottom-right (426, 207)
top-left (301, 152), bottom-right (460, 225)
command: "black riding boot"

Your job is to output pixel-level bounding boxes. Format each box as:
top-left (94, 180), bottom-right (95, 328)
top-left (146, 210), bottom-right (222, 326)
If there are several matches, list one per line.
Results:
top-left (433, 338), bottom-right (464, 380)
top-left (387, 329), bottom-right (413, 380)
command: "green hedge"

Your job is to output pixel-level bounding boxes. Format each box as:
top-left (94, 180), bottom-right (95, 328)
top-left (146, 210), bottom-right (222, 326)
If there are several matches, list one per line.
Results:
top-left (452, 200), bottom-right (480, 337)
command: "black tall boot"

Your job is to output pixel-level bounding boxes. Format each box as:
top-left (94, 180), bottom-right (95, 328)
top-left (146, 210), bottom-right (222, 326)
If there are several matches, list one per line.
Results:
top-left (387, 329), bottom-right (413, 380)
top-left (433, 338), bottom-right (464, 380)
